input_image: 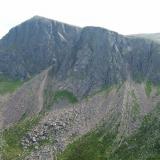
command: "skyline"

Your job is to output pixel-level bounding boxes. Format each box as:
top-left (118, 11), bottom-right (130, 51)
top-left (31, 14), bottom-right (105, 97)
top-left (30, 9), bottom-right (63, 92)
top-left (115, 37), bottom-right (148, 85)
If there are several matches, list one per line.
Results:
top-left (1, 0), bottom-right (160, 38)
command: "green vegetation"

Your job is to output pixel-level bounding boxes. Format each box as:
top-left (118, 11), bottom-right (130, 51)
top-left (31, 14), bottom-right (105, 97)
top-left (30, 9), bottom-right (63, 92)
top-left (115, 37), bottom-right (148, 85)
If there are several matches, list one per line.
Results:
top-left (156, 84), bottom-right (160, 96)
top-left (54, 90), bottom-right (78, 103)
top-left (44, 89), bottom-right (78, 110)
top-left (116, 82), bottom-right (123, 92)
top-left (58, 128), bottom-right (117, 160)
top-left (109, 103), bottom-right (160, 160)
top-left (86, 85), bottom-right (114, 99)
top-left (43, 89), bottom-right (55, 110)
top-left (58, 103), bottom-right (160, 160)
top-left (130, 90), bottom-right (140, 120)
top-left (145, 80), bottom-right (152, 97)
top-left (0, 75), bottom-right (23, 95)
top-left (37, 137), bottom-right (53, 146)
top-left (2, 115), bottom-right (42, 160)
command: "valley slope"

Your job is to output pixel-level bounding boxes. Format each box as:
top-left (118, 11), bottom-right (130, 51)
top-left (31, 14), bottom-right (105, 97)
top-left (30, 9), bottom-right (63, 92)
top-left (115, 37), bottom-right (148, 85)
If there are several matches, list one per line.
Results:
top-left (1, 16), bottom-right (160, 160)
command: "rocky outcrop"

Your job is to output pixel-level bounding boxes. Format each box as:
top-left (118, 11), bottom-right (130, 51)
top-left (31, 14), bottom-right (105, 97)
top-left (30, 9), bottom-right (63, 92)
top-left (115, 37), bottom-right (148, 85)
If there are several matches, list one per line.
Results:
top-left (2, 16), bottom-right (160, 159)
top-left (1, 16), bottom-right (160, 87)
top-left (0, 16), bottom-right (81, 79)
top-left (1, 16), bottom-right (160, 127)
top-left (45, 30), bottom-right (160, 98)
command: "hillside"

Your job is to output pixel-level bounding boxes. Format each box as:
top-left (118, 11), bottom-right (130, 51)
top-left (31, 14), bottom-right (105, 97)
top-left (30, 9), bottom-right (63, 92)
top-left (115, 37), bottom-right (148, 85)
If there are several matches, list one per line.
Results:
top-left (130, 33), bottom-right (160, 43)
top-left (1, 16), bottom-right (160, 160)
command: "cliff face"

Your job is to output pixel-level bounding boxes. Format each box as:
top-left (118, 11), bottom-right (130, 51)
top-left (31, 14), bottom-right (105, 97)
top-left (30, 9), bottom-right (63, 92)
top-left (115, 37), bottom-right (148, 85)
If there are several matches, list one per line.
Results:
top-left (0, 16), bottom-right (81, 79)
top-left (0, 16), bottom-right (160, 88)
top-left (47, 29), bottom-right (160, 98)
top-left (1, 16), bottom-right (160, 160)
top-left (2, 16), bottom-right (160, 126)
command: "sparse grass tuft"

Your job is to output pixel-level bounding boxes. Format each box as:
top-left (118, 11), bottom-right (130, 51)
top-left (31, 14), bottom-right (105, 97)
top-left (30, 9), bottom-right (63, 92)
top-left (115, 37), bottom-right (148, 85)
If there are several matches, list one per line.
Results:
top-left (130, 90), bottom-right (140, 120)
top-left (156, 84), bottom-right (160, 96)
top-left (54, 90), bottom-right (78, 104)
top-left (44, 89), bottom-right (78, 111)
top-left (145, 80), bottom-right (152, 97)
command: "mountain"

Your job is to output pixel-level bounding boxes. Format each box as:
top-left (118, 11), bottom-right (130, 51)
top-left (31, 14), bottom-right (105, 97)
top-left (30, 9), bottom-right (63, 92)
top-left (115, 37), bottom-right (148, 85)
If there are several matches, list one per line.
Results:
top-left (0, 16), bottom-right (81, 79)
top-left (1, 16), bottom-right (160, 160)
top-left (130, 33), bottom-right (160, 43)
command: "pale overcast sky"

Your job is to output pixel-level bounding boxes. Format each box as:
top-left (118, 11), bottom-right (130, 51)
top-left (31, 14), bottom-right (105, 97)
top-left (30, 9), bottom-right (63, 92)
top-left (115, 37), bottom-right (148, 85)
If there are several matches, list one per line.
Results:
top-left (1, 0), bottom-right (160, 38)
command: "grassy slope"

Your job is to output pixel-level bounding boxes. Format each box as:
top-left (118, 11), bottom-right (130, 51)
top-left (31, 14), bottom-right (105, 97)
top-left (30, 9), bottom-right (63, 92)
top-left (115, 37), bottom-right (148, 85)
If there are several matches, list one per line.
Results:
top-left (110, 103), bottom-right (160, 160)
top-left (58, 103), bottom-right (160, 160)
top-left (58, 128), bottom-right (117, 160)
top-left (2, 78), bottom-right (160, 160)
top-left (145, 81), bottom-right (152, 97)
top-left (2, 87), bottom-right (78, 160)
top-left (2, 115), bottom-right (42, 160)
top-left (0, 76), bottom-right (23, 95)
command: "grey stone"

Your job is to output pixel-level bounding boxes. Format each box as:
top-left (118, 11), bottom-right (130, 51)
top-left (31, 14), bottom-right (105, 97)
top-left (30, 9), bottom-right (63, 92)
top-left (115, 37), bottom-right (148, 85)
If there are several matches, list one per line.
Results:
top-left (1, 16), bottom-right (160, 92)
top-left (32, 137), bottom-right (36, 142)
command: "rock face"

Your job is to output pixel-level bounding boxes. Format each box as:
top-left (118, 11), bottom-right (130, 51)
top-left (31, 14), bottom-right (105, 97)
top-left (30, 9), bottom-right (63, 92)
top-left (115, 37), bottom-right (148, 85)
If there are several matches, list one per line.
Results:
top-left (0, 16), bottom-right (160, 96)
top-left (0, 16), bottom-right (81, 79)
top-left (1, 16), bottom-right (160, 127)
top-left (1, 16), bottom-right (160, 92)
top-left (2, 16), bottom-right (160, 160)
